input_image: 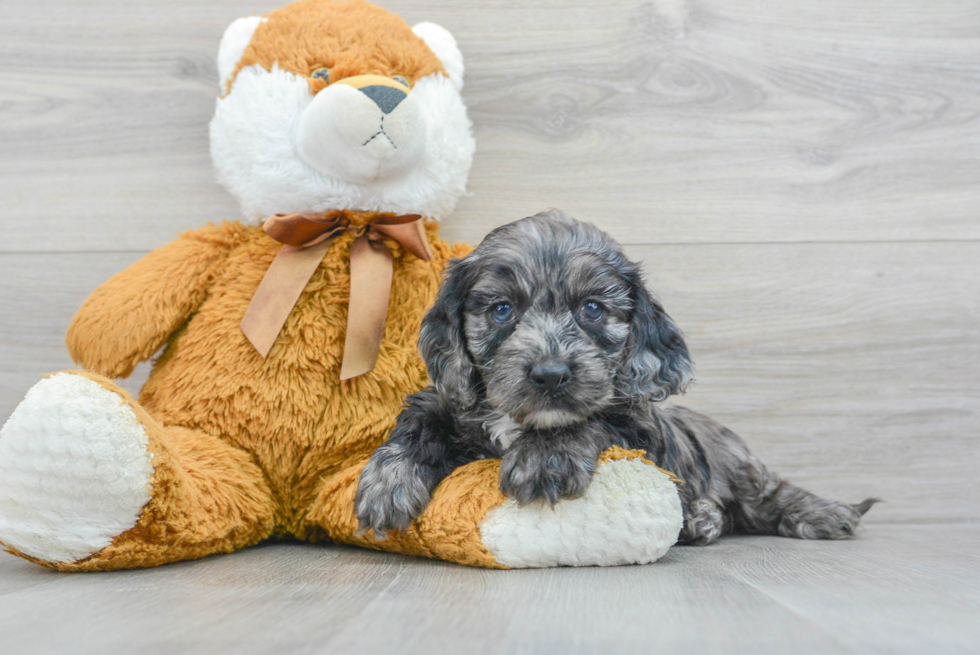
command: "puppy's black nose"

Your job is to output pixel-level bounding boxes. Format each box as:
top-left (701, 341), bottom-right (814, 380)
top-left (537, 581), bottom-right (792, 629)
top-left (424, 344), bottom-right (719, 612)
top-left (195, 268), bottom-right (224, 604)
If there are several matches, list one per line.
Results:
top-left (529, 361), bottom-right (572, 393)
top-left (359, 85), bottom-right (407, 114)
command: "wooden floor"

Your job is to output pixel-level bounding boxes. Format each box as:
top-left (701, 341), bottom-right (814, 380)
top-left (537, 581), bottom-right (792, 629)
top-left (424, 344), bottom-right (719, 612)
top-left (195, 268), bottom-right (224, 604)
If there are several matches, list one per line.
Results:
top-left (1, 525), bottom-right (977, 654)
top-left (1, 0), bottom-right (978, 652)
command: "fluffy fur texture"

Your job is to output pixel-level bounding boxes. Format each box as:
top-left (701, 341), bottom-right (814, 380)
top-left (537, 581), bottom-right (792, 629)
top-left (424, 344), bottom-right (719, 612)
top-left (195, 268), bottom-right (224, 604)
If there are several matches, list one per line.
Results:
top-left (1, 215), bottom-right (503, 570)
top-left (217, 16), bottom-right (265, 89)
top-left (0, 0), bottom-right (478, 571)
top-left (0, 373), bottom-right (154, 563)
top-left (481, 449), bottom-right (683, 568)
top-left (211, 0), bottom-right (474, 221)
top-left (226, 0), bottom-right (447, 93)
top-left (355, 210), bottom-right (877, 545)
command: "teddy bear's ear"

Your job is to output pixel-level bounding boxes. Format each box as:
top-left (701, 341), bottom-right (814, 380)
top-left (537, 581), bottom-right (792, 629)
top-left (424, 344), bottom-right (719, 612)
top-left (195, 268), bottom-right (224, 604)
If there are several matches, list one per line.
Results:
top-left (412, 22), bottom-right (464, 91)
top-left (217, 16), bottom-right (265, 90)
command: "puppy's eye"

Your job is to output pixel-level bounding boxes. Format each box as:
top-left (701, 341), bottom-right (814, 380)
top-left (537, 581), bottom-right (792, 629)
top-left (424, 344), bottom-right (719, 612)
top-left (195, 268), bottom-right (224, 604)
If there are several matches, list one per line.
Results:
top-left (392, 75), bottom-right (411, 88)
top-left (311, 67), bottom-right (331, 83)
top-left (490, 303), bottom-right (514, 324)
top-left (581, 301), bottom-right (604, 322)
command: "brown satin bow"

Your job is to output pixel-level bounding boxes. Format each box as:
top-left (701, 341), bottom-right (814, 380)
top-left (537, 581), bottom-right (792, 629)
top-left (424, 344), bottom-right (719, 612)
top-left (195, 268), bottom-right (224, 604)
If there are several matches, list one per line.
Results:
top-left (240, 212), bottom-right (433, 380)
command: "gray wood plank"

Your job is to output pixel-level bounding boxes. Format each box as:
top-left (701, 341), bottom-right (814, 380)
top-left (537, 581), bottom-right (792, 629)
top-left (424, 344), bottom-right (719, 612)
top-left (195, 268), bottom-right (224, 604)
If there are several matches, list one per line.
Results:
top-left (0, 242), bottom-right (976, 525)
top-left (1, 0), bottom-right (978, 252)
top-left (716, 528), bottom-right (980, 654)
top-left (0, 252), bottom-right (153, 402)
top-left (0, 524), bottom-right (976, 654)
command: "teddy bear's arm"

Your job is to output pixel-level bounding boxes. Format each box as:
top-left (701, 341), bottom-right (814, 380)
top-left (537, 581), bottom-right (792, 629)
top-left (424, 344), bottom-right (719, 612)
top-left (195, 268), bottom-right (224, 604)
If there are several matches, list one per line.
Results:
top-left (66, 223), bottom-right (244, 378)
top-left (308, 447), bottom-right (683, 568)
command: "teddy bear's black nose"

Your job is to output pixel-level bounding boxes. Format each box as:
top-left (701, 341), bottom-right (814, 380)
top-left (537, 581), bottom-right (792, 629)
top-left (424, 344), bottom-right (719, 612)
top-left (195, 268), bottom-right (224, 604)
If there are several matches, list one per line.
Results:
top-left (359, 85), bottom-right (407, 114)
top-left (529, 361), bottom-right (573, 393)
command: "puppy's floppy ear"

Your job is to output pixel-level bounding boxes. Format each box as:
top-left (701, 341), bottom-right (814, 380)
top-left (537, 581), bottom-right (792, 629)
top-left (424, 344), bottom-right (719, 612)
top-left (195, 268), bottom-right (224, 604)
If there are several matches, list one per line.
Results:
top-left (419, 256), bottom-right (480, 408)
top-left (619, 273), bottom-right (694, 401)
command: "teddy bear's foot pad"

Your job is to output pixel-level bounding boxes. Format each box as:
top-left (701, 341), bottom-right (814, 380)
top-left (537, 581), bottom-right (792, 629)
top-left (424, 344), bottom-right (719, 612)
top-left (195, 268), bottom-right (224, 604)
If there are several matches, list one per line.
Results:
top-left (0, 373), bottom-right (154, 563)
top-left (479, 456), bottom-right (683, 568)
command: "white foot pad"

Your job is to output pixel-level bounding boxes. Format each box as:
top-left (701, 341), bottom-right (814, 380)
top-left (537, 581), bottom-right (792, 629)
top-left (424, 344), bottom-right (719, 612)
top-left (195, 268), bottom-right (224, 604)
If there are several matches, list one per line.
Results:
top-left (480, 458), bottom-right (683, 568)
top-left (0, 373), bottom-right (154, 563)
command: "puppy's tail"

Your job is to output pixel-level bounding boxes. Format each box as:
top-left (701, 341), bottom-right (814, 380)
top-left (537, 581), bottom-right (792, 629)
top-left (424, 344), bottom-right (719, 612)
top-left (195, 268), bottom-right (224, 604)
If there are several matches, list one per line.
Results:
top-left (854, 497), bottom-right (882, 516)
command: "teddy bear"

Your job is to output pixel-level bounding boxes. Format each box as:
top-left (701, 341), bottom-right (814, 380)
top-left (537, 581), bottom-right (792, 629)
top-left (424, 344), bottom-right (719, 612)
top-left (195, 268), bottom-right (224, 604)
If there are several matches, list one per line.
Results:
top-left (0, 0), bottom-right (683, 571)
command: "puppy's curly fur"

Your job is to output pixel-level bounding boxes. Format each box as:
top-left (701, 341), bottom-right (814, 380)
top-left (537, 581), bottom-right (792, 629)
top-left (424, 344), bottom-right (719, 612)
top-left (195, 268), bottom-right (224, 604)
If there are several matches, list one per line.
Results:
top-left (356, 210), bottom-right (878, 543)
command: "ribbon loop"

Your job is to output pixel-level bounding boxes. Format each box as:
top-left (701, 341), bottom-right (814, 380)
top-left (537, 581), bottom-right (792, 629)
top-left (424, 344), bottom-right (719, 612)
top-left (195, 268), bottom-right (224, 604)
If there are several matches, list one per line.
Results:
top-left (240, 212), bottom-right (433, 379)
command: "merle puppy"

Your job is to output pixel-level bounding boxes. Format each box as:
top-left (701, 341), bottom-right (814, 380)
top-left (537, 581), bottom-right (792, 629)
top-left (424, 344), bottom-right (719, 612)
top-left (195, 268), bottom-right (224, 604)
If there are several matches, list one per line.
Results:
top-left (355, 210), bottom-right (876, 544)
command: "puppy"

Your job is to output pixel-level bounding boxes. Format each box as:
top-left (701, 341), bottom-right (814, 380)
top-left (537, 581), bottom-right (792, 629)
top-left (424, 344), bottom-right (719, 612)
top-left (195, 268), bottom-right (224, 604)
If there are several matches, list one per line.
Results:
top-left (355, 210), bottom-right (877, 544)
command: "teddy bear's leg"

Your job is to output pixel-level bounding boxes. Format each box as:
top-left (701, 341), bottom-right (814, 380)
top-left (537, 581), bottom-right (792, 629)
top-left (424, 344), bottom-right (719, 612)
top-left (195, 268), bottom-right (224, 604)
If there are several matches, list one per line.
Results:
top-left (305, 447), bottom-right (683, 568)
top-left (0, 371), bottom-right (276, 571)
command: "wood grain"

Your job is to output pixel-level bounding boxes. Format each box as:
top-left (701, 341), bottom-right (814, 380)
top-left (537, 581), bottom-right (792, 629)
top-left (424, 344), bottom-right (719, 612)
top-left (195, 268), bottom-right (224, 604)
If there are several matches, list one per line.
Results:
top-left (1, 0), bottom-right (978, 251)
top-left (0, 525), bottom-right (976, 654)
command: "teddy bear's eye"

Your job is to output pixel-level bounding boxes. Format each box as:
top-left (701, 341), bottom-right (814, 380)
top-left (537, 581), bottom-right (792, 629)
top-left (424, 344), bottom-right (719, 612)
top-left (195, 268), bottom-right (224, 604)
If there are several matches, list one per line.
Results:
top-left (393, 75), bottom-right (410, 88)
top-left (311, 67), bottom-right (331, 83)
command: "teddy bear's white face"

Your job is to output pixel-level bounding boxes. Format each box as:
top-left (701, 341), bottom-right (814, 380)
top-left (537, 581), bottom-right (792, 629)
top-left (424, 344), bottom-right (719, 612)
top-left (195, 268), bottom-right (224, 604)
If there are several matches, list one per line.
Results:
top-left (209, 13), bottom-right (474, 222)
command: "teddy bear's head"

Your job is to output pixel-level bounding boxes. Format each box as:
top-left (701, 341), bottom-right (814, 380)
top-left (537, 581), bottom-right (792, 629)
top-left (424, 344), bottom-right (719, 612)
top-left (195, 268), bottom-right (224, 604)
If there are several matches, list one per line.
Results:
top-left (210, 0), bottom-right (474, 222)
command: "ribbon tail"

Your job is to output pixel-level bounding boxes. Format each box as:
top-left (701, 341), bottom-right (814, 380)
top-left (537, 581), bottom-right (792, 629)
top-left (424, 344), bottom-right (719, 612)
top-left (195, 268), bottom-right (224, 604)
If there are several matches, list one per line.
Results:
top-left (340, 235), bottom-right (394, 380)
top-left (373, 219), bottom-right (433, 262)
top-left (241, 239), bottom-right (334, 358)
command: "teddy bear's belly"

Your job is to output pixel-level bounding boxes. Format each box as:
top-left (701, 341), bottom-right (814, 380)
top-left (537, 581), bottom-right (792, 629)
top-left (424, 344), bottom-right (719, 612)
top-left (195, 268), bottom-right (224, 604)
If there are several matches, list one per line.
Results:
top-left (137, 253), bottom-right (435, 520)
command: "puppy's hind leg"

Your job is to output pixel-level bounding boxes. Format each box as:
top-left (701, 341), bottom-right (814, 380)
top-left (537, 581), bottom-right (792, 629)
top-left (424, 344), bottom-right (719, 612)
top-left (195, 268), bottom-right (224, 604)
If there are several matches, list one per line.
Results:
top-left (730, 455), bottom-right (879, 540)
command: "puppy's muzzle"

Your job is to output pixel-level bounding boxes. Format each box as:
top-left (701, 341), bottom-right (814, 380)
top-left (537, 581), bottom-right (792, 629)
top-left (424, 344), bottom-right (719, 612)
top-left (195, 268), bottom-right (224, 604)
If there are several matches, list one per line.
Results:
top-left (529, 360), bottom-right (572, 394)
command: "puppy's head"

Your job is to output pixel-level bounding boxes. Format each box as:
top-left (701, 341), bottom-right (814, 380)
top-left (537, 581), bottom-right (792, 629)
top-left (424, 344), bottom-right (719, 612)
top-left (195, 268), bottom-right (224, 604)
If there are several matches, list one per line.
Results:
top-left (420, 210), bottom-right (693, 427)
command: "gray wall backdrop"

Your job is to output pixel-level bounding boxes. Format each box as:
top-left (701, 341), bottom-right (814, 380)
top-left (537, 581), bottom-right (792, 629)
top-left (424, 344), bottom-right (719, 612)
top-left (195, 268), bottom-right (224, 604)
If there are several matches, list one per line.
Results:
top-left (1, 0), bottom-right (978, 526)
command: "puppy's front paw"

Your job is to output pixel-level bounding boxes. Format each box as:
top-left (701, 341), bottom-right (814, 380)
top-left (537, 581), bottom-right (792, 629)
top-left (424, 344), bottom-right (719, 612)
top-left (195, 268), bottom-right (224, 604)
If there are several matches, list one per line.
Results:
top-left (499, 446), bottom-right (596, 505)
top-left (354, 446), bottom-right (432, 536)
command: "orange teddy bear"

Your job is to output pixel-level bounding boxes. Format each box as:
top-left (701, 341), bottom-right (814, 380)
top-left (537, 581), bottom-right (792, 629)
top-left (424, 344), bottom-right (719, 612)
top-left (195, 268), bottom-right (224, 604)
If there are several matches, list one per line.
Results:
top-left (0, 0), bottom-right (682, 571)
